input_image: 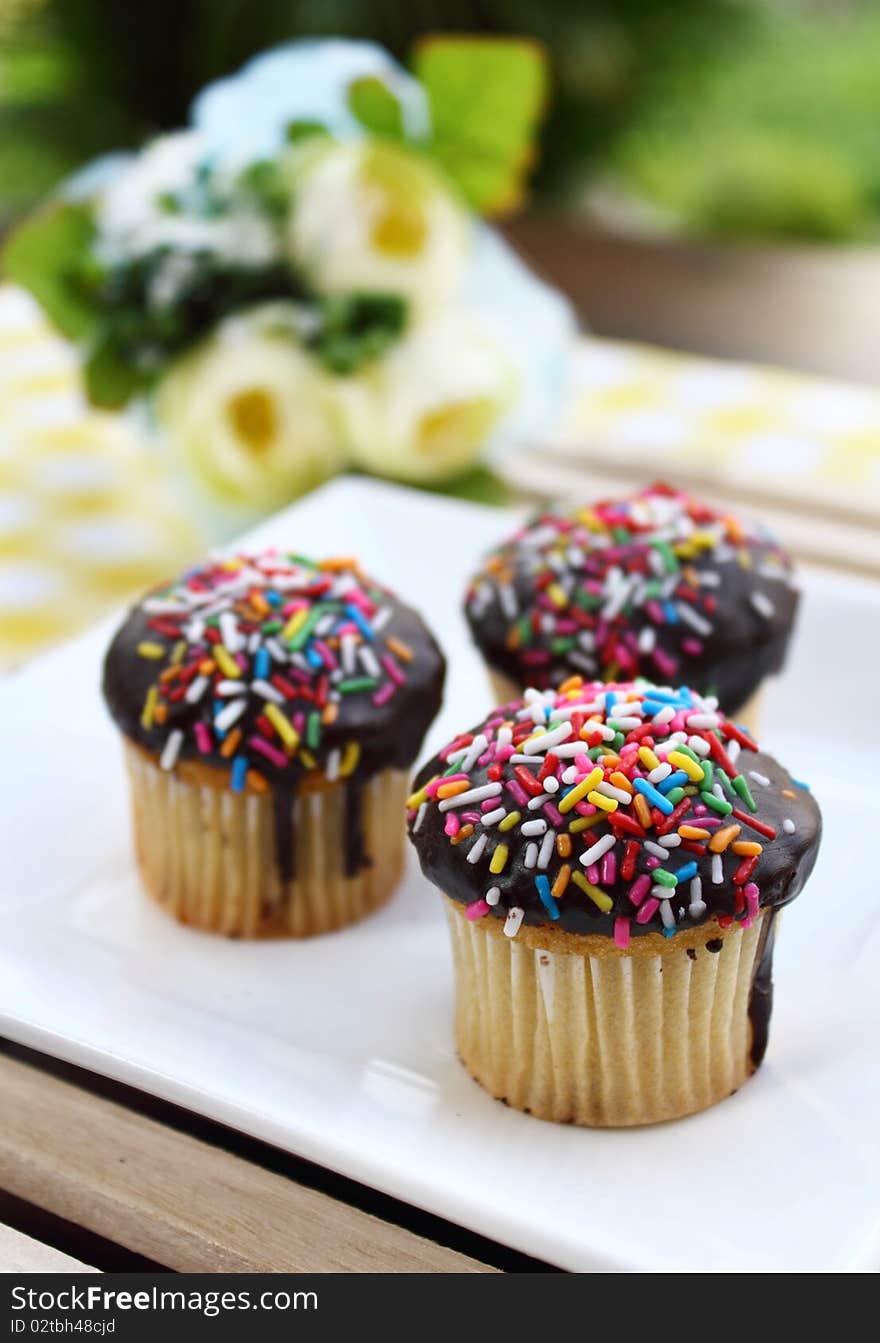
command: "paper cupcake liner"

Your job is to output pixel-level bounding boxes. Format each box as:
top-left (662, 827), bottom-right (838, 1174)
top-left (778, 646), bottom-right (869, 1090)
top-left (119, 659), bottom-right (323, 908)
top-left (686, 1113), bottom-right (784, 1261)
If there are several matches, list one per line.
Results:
top-left (124, 743), bottom-right (406, 937)
top-left (445, 897), bottom-right (769, 1126)
top-left (489, 669), bottom-right (522, 708)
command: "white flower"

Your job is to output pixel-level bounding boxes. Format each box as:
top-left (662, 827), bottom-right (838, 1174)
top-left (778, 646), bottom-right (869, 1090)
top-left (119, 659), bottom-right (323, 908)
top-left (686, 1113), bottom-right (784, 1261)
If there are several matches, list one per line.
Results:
top-left (95, 129), bottom-right (280, 273)
top-left (336, 308), bottom-right (517, 483)
top-left (286, 139), bottom-right (467, 310)
top-left (155, 312), bottom-right (345, 507)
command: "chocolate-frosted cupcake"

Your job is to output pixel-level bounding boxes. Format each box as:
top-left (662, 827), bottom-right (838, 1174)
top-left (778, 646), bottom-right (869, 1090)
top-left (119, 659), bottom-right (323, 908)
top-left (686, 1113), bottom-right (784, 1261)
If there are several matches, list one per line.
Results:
top-left (464, 483), bottom-right (798, 727)
top-left (104, 550), bottom-right (444, 937)
top-left (407, 677), bottom-right (820, 1126)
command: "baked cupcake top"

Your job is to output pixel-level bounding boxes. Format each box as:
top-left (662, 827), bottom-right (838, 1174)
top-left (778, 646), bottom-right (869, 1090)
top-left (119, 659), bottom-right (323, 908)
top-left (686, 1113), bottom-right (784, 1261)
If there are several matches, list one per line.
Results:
top-left (464, 483), bottom-right (798, 711)
top-left (407, 678), bottom-right (820, 946)
top-left (103, 550), bottom-right (445, 793)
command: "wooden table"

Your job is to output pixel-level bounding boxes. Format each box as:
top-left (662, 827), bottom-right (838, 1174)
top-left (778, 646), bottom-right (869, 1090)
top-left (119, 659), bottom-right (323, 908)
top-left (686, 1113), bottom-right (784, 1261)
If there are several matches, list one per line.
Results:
top-left (0, 1042), bottom-right (548, 1273)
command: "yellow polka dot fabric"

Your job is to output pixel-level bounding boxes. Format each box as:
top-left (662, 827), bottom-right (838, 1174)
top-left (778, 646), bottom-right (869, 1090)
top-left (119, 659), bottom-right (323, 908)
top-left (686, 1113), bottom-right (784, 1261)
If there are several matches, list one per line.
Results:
top-left (561, 338), bottom-right (880, 510)
top-left (0, 285), bottom-right (202, 668)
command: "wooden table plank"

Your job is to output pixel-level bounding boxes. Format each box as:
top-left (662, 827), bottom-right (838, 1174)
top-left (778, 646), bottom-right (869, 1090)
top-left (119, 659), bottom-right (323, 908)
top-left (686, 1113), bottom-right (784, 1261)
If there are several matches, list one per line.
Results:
top-left (0, 1054), bottom-right (494, 1274)
top-left (0, 1223), bottom-right (98, 1273)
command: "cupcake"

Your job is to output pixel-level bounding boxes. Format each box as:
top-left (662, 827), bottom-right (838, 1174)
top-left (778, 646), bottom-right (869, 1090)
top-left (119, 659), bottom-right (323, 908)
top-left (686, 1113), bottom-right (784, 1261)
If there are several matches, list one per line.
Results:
top-left (464, 482), bottom-right (797, 729)
top-left (407, 678), bottom-right (821, 1127)
top-left (103, 550), bottom-right (445, 936)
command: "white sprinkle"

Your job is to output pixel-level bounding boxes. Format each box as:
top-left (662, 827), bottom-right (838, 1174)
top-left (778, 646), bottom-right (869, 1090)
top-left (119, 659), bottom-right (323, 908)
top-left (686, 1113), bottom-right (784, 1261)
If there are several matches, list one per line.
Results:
top-left (438, 783), bottom-right (502, 812)
top-left (459, 734), bottom-right (488, 773)
top-left (486, 886), bottom-right (501, 906)
top-left (413, 803), bottom-right (427, 834)
top-left (521, 818), bottom-right (548, 837)
top-left (214, 698), bottom-right (246, 732)
top-left (326, 748), bottom-right (341, 782)
top-left (219, 612), bottom-right (243, 653)
top-left (649, 762), bottom-right (673, 784)
top-left (521, 721), bottom-right (573, 755)
top-left (712, 853), bottom-right (724, 885)
top-left (638, 626), bottom-right (656, 653)
top-left (185, 675), bottom-right (209, 704)
top-left (597, 781), bottom-right (631, 805)
top-left (252, 678), bottom-right (285, 704)
top-left (689, 876), bottom-right (706, 919)
top-left (504, 906), bottom-right (525, 938)
top-left (216, 679), bottom-right (247, 696)
top-left (480, 807), bottom-right (507, 827)
top-left (644, 841), bottom-right (669, 860)
top-left (659, 833), bottom-right (681, 848)
top-left (749, 771), bottom-right (770, 787)
top-left (561, 765), bottom-right (580, 785)
top-left (359, 645), bottom-right (382, 679)
top-left (751, 590), bottom-right (776, 619)
top-left (538, 830), bottom-right (556, 869)
top-left (609, 715), bottom-right (641, 731)
top-left (687, 712), bottom-right (720, 729)
top-left (527, 793), bottom-right (551, 810)
top-left (544, 776), bottom-right (560, 794)
top-left (371, 606), bottom-right (392, 631)
top-left (688, 735), bottom-right (711, 757)
top-left (467, 834), bottom-right (488, 865)
top-left (660, 899), bottom-right (675, 929)
top-left (728, 739), bottom-right (742, 764)
top-left (159, 729), bottom-right (183, 772)
top-left (653, 705), bottom-right (676, 725)
top-left (783, 817), bottom-right (796, 834)
top-left (524, 842), bottom-right (539, 870)
top-left (499, 583), bottom-right (518, 620)
top-left (341, 634), bottom-right (357, 675)
top-left (581, 833), bottom-right (616, 866)
top-left (677, 602), bottom-right (713, 636)
top-left (496, 726), bottom-right (513, 748)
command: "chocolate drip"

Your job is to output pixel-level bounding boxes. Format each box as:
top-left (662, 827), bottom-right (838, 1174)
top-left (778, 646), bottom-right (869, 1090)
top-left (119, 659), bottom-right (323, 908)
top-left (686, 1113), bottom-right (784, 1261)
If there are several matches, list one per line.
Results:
top-left (748, 908), bottom-right (777, 1065)
top-left (273, 785), bottom-right (297, 885)
top-left (342, 775), bottom-right (371, 877)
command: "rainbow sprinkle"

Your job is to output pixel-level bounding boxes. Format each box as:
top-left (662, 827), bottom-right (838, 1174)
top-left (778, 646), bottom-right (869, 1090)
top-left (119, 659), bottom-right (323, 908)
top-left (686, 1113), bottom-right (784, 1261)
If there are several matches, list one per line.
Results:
top-left (465, 483), bottom-right (794, 690)
top-left (407, 676), bottom-right (784, 941)
top-left (130, 552), bottom-right (407, 788)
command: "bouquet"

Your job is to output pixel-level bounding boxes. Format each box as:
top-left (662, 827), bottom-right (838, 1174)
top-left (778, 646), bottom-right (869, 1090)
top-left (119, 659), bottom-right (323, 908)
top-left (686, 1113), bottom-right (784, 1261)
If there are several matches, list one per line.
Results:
top-left (4, 37), bottom-right (575, 533)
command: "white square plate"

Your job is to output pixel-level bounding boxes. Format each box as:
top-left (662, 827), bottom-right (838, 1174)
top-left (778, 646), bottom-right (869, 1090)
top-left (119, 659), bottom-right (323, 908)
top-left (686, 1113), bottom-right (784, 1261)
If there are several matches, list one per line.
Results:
top-left (2, 477), bottom-right (879, 1272)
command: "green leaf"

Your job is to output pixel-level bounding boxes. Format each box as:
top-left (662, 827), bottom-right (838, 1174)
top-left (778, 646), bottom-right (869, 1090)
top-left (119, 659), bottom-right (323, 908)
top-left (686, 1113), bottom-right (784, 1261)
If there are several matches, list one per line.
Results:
top-left (413, 37), bottom-right (547, 216)
top-left (311, 292), bottom-right (407, 375)
top-left (347, 76), bottom-right (405, 140)
top-left (285, 119), bottom-right (329, 145)
top-left (83, 327), bottom-right (147, 409)
top-left (2, 201), bottom-right (97, 338)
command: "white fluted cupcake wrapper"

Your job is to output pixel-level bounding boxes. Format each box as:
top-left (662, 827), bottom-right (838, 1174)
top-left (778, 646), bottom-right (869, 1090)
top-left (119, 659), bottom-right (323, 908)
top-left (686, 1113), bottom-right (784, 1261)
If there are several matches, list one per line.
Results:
top-left (446, 898), bottom-right (768, 1126)
top-left (125, 743), bottom-right (406, 937)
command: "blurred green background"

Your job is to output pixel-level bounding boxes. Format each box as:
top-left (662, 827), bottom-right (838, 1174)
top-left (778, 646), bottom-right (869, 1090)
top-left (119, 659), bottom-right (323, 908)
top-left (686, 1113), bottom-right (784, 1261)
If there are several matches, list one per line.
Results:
top-left (3, 0), bottom-right (880, 242)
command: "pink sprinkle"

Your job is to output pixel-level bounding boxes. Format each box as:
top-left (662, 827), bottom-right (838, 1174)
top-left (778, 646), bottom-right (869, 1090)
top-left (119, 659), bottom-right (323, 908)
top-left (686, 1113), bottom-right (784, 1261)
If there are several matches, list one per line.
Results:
top-left (373, 681), bottom-right (396, 707)
top-left (586, 863), bottom-right (600, 884)
top-left (342, 587), bottom-right (375, 616)
top-left (444, 814), bottom-right (460, 837)
top-left (636, 897), bottom-right (661, 925)
top-left (495, 744), bottom-right (515, 762)
top-left (646, 600), bottom-right (665, 624)
top-left (652, 647), bottom-right (679, 678)
top-left (194, 722), bottom-right (212, 755)
top-left (614, 917), bottom-right (631, 949)
top-left (312, 639), bottom-right (337, 669)
top-left (380, 653), bottom-right (406, 687)
top-left (505, 779), bottom-right (530, 807)
top-left (628, 874), bottom-right (651, 907)
top-left (670, 710), bottom-right (688, 732)
top-left (646, 855), bottom-right (660, 870)
top-left (249, 735), bottom-right (288, 769)
top-left (461, 811), bottom-right (481, 824)
top-left (466, 900), bottom-right (491, 921)
top-left (543, 803), bottom-right (564, 826)
top-left (744, 882), bottom-right (760, 919)
top-left (682, 638), bottom-right (704, 656)
top-left (601, 851), bottom-right (617, 885)
top-left (480, 797), bottom-right (498, 812)
top-left (281, 599), bottom-right (307, 616)
top-left (293, 711), bottom-right (306, 734)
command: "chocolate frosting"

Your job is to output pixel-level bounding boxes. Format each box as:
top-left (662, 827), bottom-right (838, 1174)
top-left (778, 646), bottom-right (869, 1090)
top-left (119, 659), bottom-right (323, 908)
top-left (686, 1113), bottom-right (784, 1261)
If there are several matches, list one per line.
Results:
top-left (103, 551), bottom-right (445, 877)
top-left (464, 484), bottom-right (798, 716)
top-left (407, 681), bottom-right (821, 941)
